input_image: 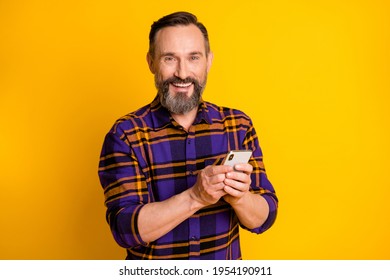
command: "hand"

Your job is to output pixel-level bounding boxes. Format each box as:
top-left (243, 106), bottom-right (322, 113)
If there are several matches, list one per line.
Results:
top-left (190, 165), bottom-right (234, 207)
top-left (222, 163), bottom-right (253, 206)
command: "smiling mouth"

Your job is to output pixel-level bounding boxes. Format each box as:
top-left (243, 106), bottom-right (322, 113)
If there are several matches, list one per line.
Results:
top-left (171, 82), bottom-right (193, 88)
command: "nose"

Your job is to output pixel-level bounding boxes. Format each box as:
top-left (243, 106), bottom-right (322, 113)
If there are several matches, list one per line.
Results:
top-left (174, 59), bottom-right (189, 80)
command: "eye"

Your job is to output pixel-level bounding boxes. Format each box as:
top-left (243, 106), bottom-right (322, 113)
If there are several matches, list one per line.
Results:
top-left (190, 55), bottom-right (200, 61)
top-left (163, 56), bottom-right (175, 62)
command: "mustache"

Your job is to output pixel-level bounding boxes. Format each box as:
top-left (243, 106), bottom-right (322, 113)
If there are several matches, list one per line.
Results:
top-left (162, 77), bottom-right (198, 85)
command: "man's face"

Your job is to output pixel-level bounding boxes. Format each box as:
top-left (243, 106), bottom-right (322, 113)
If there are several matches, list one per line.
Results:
top-left (148, 24), bottom-right (213, 115)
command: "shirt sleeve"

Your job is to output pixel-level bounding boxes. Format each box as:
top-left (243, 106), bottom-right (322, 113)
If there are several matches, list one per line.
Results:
top-left (242, 122), bottom-right (278, 234)
top-left (98, 123), bottom-right (149, 248)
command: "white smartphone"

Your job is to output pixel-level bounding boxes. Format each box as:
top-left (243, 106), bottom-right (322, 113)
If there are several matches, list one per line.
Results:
top-left (222, 150), bottom-right (252, 167)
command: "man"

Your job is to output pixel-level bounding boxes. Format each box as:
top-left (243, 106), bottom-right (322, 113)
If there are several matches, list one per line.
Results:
top-left (98, 11), bottom-right (278, 260)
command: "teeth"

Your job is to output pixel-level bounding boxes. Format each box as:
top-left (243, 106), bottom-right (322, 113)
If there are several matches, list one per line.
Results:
top-left (172, 82), bottom-right (192, 88)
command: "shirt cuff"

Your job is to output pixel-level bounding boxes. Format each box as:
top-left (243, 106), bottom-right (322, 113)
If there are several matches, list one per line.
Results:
top-left (248, 193), bottom-right (278, 234)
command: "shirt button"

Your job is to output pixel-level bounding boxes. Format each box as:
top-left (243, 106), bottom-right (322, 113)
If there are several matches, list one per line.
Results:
top-left (187, 140), bottom-right (191, 144)
top-left (190, 236), bottom-right (197, 241)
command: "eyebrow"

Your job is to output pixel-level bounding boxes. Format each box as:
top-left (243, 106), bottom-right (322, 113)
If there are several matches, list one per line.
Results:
top-left (189, 51), bottom-right (204, 56)
top-left (159, 51), bottom-right (205, 57)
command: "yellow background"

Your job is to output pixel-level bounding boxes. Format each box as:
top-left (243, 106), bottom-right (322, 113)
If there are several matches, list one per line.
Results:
top-left (1, 0), bottom-right (389, 259)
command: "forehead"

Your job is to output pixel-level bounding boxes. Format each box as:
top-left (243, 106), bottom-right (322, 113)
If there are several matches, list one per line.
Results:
top-left (154, 24), bottom-right (206, 55)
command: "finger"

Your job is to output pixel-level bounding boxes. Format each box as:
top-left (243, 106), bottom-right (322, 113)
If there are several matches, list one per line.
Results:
top-left (226, 171), bottom-right (251, 185)
top-left (205, 188), bottom-right (227, 201)
top-left (223, 185), bottom-right (244, 198)
top-left (210, 181), bottom-right (227, 191)
top-left (224, 178), bottom-right (249, 192)
top-left (233, 163), bottom-right (253, 174)
top-left (204, 165), bottom-right (233, 177)
top-left (209, 173), bottom-right (227, 185)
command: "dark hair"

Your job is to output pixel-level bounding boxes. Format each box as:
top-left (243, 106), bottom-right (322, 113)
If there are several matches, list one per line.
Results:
top-left (148, 11), bottom-right (210, 57)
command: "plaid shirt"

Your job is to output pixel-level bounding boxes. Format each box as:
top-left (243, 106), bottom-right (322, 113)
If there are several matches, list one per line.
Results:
top-left (98, 97), bottom-right (278, 260)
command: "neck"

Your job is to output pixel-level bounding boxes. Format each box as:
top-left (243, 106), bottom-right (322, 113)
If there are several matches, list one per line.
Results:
top-left (171, 107), bottom-right (198, 131)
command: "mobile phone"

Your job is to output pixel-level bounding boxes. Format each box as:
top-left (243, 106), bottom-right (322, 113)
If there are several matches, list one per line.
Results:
top-left (222, 150), bottom-right (252, 167)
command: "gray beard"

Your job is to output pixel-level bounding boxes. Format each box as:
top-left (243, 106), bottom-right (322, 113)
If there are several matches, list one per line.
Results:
top-left (156, 76), bottom-right (206, 115)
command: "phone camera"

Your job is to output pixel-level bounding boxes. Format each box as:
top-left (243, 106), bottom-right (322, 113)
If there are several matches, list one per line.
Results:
top-left (228, 154), bottom-right (234, 161)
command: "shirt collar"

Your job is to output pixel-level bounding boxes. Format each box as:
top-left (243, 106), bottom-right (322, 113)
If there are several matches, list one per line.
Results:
top-left (150, 95), bottom-right (212, 130)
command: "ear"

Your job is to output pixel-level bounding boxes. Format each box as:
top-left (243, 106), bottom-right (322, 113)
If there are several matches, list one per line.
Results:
top-left (206, 51), bottom-right (214, 73)
top-left (146, 52), bottom-right (155, 74)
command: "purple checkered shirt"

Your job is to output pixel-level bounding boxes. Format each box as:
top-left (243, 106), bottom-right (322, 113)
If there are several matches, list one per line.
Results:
top-left (98, 97), bottom-right (278, 259)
